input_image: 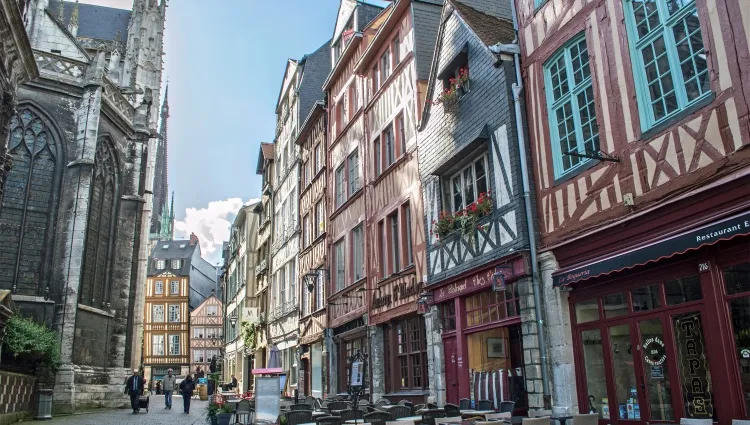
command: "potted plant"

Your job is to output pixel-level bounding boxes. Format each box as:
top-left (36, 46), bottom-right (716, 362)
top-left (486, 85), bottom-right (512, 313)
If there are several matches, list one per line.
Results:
top-left (433, 67), bottom-right (470, 113)
top-left (217, 403), bottom-right (235, 425)
top-left (432, 210), bottom-right (457, 239)
top-left (206, 402), bottom-right (219, 425)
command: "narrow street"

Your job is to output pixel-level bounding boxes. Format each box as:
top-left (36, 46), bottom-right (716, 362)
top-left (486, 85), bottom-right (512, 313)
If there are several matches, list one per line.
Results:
top-left (31, 397), bottom-right (208, 425)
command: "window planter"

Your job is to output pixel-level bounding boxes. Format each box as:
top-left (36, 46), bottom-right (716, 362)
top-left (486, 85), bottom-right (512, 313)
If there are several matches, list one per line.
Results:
top-left (432, 192), bottom-right (493, 240)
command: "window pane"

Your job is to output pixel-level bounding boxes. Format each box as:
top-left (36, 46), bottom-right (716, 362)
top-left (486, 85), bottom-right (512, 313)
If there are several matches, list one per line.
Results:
top-left (673, 312), bottom-right (715, 420)
top-left (581, 329), bottom-right (608, 417)
top-left (632, 284), bottom-right (661, 312)
top-left (665, 274), bottom-right (701, 305)
top-left (631, 0), bottom-right (660, 39)
top-left (576, 299), bottom-right (600, 323)
top-left (609, 324), bottom-right (639, 420)
top-left (475, 158), bottom-right (488, 196)
top-left (463, 167), bottom-right (475, 206)
top-left (639, 318), bottom-right (674, 421)
top-left (577, 85), bottom-right (600, 153)
top-left (556, 101), bottom-right (580, 171)
top-left (604, 293), bottom-right (629, 318)
top-left (374, 137), bottom-right (381, 176)
top-left (723, 262), bottom-right (750, 295)
top-left (672, 11), bottom-right (708, 102)
top-left (728, 296), bottom-right (750, 415)
top-left (549, 54), bottom-right (569, 101)
top-left (452, 175), bottom-right (463, 211)
top-left (569, 38), bottom-right (590, 85)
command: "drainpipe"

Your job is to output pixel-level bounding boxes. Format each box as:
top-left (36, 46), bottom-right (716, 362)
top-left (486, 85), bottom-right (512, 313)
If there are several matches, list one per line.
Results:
top-left (491, 1), bottom-right (551, 407)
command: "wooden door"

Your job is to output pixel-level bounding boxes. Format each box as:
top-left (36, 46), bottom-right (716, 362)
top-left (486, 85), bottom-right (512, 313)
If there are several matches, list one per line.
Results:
top-left (444, 337), bottom-right (459, 405)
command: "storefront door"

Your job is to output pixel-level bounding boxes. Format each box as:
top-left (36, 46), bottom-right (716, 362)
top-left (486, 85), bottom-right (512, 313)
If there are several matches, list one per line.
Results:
top-left (444, 337), bottom-right (459, 405)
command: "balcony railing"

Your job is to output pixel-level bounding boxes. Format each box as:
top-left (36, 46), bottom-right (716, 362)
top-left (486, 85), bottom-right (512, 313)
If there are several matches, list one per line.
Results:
top-left (270, 300), bottom-right (297, 321)
top-left (255, 259), bottom-right (268, 276)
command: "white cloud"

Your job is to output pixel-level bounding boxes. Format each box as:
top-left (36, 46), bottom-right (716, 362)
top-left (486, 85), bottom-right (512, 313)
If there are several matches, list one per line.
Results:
top-left (173, 197), bottom-right (259, 265)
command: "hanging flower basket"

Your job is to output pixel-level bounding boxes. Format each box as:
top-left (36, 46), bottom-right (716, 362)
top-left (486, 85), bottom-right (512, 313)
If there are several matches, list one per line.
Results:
top-left (433, 67), bottom-right (469, 115)
top-left (442, 97), bottom-right (460, 114)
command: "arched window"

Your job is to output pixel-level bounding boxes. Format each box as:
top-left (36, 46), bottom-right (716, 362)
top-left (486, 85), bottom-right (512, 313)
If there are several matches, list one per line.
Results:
top-left (79, 139), bottom-right (119, 307)
top-left (0, 108), bottom-right (61, 295)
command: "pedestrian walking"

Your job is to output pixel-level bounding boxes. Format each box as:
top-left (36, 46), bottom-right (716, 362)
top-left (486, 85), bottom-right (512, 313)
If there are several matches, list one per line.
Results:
top-left (162, 368), bottom-right (177, 409)
top-left (124, 370), bottom-right (145, 413)
top-left (179, 374), bottom-right (195, 414)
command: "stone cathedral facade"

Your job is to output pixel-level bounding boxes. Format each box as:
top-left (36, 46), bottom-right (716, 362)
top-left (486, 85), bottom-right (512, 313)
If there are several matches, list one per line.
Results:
top-left (0, 0), bottom-right (167, 412)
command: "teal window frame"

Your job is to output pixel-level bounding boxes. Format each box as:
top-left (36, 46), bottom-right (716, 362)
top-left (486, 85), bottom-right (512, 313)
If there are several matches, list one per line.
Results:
top-left (543, 33), bottom-right (600, 180)
top-left (623, 0), bottom-right (710, 131)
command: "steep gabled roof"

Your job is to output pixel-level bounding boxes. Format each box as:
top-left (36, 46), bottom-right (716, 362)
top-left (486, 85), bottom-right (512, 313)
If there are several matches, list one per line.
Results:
top-left (256, 142), bottom-right (275, 175)
top-left (298, 40), bottom-right (332, 124)
top-left (148, 240), bottom-right (198, 276)
top-left (451, 1), bottom-right (515, 47)
top-left (49, 1), bottom-right (131, 44)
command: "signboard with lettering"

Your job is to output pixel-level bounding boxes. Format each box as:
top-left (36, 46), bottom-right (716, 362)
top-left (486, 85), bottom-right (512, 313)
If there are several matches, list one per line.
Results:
top-left (432, 257), bottom-right (525, 303)
top-left (553, 211), bottom-right (750, 286)
top-left (370, 276), bottom-right (423, 314)
top-left (675, 313), bottom-right (714, 419)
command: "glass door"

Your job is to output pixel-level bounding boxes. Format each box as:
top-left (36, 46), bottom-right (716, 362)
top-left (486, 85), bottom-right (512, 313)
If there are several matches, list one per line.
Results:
top-left (637, 317), bottom-right (676, 423)
top-left (608, 323), bottom-right (644, 423)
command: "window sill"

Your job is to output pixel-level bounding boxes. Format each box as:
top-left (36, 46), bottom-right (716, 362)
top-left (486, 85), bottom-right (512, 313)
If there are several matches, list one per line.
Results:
top-left (377, 264), bottom-right (416, 285)
top-left (372, 151), bottom-right (411, 186)
top-left (638, 93), bottom-right (715, 142)
top-left (329, 188), bottom-right (364, 220)
top-left (552, 157), bottom-right (599, 187)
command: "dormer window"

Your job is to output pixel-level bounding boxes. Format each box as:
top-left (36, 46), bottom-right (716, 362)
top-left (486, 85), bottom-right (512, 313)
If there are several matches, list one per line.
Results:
top-left (162, 244), bottom-right (169, 249)
top-left (155, 259), bottom-right (165, 269)
top-left (171, 259), bottom-right (182, 269)
top-left (439, 47), bottom-right (470, 99)
top-left (179, 243), bottom-right (187, 249)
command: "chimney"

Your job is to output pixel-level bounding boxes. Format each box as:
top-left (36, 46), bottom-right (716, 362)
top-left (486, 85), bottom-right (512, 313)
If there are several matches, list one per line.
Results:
top-left (189, 233), bottom-right (199, 246)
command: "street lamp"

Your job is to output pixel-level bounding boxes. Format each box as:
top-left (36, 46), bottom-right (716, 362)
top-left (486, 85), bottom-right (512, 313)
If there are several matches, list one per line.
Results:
top-left (229, 314), bottom-right (238, 328)
top-left (303, 268), bottom-right (329, 293)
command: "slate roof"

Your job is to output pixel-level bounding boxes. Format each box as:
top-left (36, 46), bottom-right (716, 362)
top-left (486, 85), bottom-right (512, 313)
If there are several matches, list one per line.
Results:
top-left (148, 240), bottom-right (198, 277)
top-left (356, 2), bottom-right (385, 31)
top-left (298, 40), bottom-right (332, 126)
top-left (260, 143), bottom-right (275, 160)
top-left (412, 1), bottom-right (444, 81)
top-left (49, 1), bottom-right (131, 44)
top-left (451, 0), bottom-right (515, 46)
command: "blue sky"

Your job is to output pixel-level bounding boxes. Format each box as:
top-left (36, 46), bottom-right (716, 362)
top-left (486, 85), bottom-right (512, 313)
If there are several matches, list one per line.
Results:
top-left (81, 0), bottom-right (388, 262)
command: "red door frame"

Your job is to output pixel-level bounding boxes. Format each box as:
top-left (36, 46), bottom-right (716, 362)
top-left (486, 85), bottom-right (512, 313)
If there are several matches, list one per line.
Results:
top-left (443, 336), bottom-right (459, 405)
top-left (569, 251), bottom-right (746, 424)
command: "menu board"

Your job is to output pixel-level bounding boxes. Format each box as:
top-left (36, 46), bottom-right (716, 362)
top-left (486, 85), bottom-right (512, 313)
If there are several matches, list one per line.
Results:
top-left (255, 376), bottom-right (280, 422)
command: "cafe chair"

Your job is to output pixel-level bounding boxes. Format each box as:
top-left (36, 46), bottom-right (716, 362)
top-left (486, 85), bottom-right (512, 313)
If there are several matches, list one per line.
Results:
top-left (340, 409), bottom-right (364, 422)
top-left (234, 400), bottom-right (254, 425)
top-left (292, 403), bottom-right (314, 411)
top-left (522, 417), bottom-right (551, 425)
top-left (459, 399), bottom-right (471, 410)
top-left (436, 416), bottom-right (464, 425)
top-left (365, 410), bottom-right (395, 425)
top-left (485, 413), bottom-right (511, 421)
top-left (386, 421), bottom-right (415, 425)
top-left (399, 400), bottom-right (414, 408)
top-left (428, 403), bottom-right (439, 409)
top-left (375, 400), bottom-right (391, 409)
top-left (391, 406), bottom-right (412, 420)
top-left (329, 402), bottom-right (351, 412)
top-left (499, 402), bottom-right (515, 414)
top-left (412, 404), bottom-right (426, 415)
top-left (287, 411), bottom-right (314, 425)
top-left (680, 420), bottom-right (713, 425)
top-left (476, 400), bottom-right (493, 410)
top-left (317, 416), bottom-right (344, 425)
top-left (571, 414), bottom-right (598, 425)
top-left (444, 404), bottom-right (460, 417)
top-left (304, 396), bottom-right (317, 407)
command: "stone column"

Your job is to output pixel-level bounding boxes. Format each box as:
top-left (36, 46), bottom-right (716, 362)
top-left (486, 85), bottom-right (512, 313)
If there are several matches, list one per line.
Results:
top-left (53, 52), bottom-right (107, 414)
top-left (0, 90), bottom-right (16, 206)
top-left (326, 329), bottom-right (338, 397)
top-left (538, 251), bottom-right (578, 415)
top-left (518, 275), bottom-right (544, 411)
top-left (369, 325), bottom-right (385, 402)
top-left (424, 305), bottom-right (446, 406)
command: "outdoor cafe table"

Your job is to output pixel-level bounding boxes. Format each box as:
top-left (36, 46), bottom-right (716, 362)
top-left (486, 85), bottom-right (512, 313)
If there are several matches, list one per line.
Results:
top-left (344, 421), bottom-right (371, 425)
top-left (312, 411), bottom-right (328, 417)
top-left (460, 410), bottom-right (496, 418)
top-left (401, 415), bottom-right (423, 423)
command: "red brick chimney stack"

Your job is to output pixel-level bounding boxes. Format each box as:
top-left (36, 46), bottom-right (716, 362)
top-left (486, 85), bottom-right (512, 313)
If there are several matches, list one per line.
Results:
top-left (189, 232), bottom-right (199, 246)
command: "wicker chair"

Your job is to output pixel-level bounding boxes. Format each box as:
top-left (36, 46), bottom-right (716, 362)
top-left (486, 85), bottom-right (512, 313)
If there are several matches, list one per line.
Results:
top-left (365, 411), bottom-right (394, 425)
top-left (444, 404), bottom-right (460, 418)
top-left (234, 400), bottom-right (254, 425)
top-left (292, 403), bottom-right (314, 411)
top-left (287, 411), bottom-right (314, 425)
top-left (328, 402), bottom-right (350, 412)
top-left (375, 399), bottom-right (391, 410)
top-left (398, 400), bottom-right (414, 408)
top-left (411, 404), bottom-right (426, 415)
top-left (476, 400), bottom-right (493, 410)
top-left (459, 399), bottom-right (471, 410)
top-left (339, 409), bottom-right (364, 422)
top-left (317, 416), bottom-right (343, 425)
top-left (390, 405), bottom-right (412, 420)
top-left (499, 401), bottom-right (515, 414)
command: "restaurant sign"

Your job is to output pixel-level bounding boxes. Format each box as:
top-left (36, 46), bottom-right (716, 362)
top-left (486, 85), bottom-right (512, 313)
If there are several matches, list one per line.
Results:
top-left (432, 257), bottom-right (525, 303)
top-left (371, 277), bottom-right (423, 311)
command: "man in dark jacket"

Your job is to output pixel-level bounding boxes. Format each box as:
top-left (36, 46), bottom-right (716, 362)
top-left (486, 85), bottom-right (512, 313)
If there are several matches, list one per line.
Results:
top-left (124, 370), bottom-right (145, 413)
top-left (179, 374), bottom-right (195, 414)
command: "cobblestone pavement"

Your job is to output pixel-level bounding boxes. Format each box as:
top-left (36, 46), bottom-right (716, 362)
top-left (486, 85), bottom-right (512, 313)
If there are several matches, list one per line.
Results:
top-left (34, 396), bottom-right (209, 425)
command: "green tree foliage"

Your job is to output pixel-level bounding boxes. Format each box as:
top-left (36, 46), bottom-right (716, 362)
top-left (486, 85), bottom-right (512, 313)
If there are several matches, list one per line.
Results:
top-left (3, 315), bottom-right (61, 374)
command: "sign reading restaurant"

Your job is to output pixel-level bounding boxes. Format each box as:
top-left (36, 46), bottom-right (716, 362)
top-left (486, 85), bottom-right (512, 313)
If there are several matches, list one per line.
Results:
top-left (553, 211), bottom-right (750, 287)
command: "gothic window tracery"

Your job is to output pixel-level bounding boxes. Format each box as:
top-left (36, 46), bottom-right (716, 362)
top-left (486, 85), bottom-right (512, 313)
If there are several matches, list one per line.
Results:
top-left (0, 108), bottom-right (61, 295)
top-left (79, 139), bottom-right (119, 307)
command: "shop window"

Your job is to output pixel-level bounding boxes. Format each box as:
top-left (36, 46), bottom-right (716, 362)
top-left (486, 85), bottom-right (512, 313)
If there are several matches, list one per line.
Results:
top-left (575, 299), bottom-right (599, 324)
top-left (581, 329), bottom-right (607, 417)
top-left (727, 294), bottom-right (750, 415)
top-left (442, 302), bottom-right (456, 331)
top-left (632, 284), bottom-right (661, 312)
top-left (623, 0), bottom-right (709, 131)
top-left (392, 317), bottom-right (427, 390)
top-left (465, 286), bottom-right (520, 328)
top-left (603, 292), bottom-right (629, 318)
top-left (639, 318), bottom-right (674, 421)
top-left (608, 324), bottom-right (638, 420)
top-left (724, 262), bottom-right (750, 295)
top-left (467, 326), bottom-right (527, 409)
top-left (672, 312), bottom-right (715, 420)
top-left (665, 274), bottom-right (701, 305)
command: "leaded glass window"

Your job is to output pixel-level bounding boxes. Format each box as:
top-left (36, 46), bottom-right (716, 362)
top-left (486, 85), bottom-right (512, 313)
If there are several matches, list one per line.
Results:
top-left (0, 108), bottom-right (61, 295)
top-left (153, 304), bottom-right (164, 322)
top-left (624, 0), bottom-right (709, 129)
top-left (544, 35), bottom-right (600, 178)
top-left (80, 140), bottom-right (118, 307)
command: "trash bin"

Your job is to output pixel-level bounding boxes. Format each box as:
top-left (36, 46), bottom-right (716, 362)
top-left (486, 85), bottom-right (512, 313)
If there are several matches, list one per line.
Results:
top-left (35, 388), bottom-right (53, 420)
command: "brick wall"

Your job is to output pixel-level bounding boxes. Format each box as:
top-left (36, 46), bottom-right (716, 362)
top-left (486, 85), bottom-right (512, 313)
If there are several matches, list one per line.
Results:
top-left (0, 370), bottom-right (35, 421)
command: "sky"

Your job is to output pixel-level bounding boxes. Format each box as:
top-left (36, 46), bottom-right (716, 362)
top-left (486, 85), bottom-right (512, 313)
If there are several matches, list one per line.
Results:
top-left (78, 0), bottom-right (388, 264)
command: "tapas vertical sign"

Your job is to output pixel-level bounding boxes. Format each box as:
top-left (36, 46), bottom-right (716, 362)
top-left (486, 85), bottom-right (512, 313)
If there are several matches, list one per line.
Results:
top-left (675, 313), bottom-right (714, 419)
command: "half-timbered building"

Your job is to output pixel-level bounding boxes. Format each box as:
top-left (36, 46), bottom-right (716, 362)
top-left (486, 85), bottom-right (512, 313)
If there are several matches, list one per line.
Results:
top-left (254, 143), bottom-right (275, 371)
top-left (516, 0), bottom-right (750, 420)
top-left (323, 0), bottom-right (385, 395)
top-left (297, 102), bottom-right (329, 398)
top-left (190, 293), bottom-right (222, 378)
top-left (353, 0), bottom-right (444, 404)
top-left (417, 0), bottom-right (537, 410)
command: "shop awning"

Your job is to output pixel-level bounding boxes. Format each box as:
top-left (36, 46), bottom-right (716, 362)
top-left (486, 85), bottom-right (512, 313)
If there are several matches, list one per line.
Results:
top-left (552, 210), bottom-right (750, 287)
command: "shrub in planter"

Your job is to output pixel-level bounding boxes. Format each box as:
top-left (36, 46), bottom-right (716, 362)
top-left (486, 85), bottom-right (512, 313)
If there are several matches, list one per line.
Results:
top-left (2, 315), bottom-right (61, 377)
top-left (217, 403), bottom-right (235, 425)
